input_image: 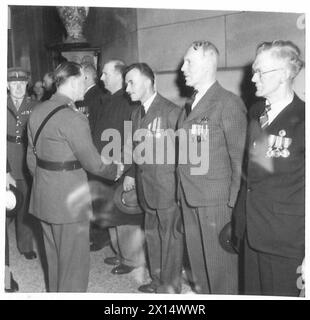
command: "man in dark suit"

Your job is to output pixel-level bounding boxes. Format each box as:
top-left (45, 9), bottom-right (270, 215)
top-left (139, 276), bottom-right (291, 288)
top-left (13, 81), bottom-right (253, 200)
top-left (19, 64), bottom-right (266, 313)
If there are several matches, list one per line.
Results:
top-left (75, 63), bottom-right (111, 251)
top-left (124, 63), bottom-right (183, 293)
top-left (237, 40), bottom-right (304, 296)
top-left (76, 63), bottom-right (109, 134)
top-left (91, 60), bottom-right (145, 273)
top-left (7, 67), bottom-right (39, 260)
top-left (177, 41), bottom-right (247, 294)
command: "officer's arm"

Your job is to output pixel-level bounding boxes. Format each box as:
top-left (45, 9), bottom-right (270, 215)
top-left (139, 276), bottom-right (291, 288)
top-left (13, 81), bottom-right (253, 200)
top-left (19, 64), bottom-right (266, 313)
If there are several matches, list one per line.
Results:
top-left (66, 115), bottom-right (117, 180)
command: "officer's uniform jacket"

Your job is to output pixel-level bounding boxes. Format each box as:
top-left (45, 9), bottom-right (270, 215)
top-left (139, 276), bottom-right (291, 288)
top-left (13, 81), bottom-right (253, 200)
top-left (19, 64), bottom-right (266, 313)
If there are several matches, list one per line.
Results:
top-left (7, 95), bottom-right (37, 180)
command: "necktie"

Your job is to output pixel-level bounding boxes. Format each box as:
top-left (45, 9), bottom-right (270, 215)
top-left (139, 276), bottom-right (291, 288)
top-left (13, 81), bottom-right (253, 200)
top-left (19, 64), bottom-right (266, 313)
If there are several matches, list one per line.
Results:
top-left (15, 100), bottom-right (20, 110)
top-left (259, 105), bottom-right (271, 128)
top-left (141, 105), bottom-right (146, 119)
top-left (184, 90), bottom-right (197, 117)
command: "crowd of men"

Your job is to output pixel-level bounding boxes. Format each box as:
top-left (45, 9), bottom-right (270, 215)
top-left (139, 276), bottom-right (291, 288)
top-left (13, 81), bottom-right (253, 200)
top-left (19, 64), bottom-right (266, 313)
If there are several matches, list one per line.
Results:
top-left (6, 39), bottom-right (305, 296)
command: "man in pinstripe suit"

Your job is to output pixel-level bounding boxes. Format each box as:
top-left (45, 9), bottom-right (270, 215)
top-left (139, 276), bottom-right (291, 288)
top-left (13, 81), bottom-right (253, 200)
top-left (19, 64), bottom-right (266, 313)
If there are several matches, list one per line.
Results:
top-left (177, 41), bottom-right (247, 294)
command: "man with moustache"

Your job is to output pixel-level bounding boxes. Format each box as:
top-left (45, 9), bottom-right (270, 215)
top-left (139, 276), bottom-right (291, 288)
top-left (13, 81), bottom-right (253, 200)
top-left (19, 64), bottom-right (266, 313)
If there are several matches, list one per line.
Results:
top-left (124, 63), bottom-right (183, 293)
top-left (177, 41), bottom-right (247, 294)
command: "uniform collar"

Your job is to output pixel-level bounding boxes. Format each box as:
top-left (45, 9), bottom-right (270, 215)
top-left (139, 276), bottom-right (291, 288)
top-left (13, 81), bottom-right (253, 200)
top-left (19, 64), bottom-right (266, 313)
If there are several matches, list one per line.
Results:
top-left (50, 92), bottom-right (76, 109)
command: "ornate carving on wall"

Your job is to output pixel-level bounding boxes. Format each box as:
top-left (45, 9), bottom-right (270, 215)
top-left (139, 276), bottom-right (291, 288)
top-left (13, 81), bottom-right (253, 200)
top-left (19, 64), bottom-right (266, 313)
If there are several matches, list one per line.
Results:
top-left (57, 6), bottom-right (89, 43)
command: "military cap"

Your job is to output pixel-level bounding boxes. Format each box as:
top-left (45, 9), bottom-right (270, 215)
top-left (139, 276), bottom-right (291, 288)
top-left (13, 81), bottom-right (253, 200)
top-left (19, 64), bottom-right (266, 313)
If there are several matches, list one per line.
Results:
top-left (7, 67), bottom-right (29, 82)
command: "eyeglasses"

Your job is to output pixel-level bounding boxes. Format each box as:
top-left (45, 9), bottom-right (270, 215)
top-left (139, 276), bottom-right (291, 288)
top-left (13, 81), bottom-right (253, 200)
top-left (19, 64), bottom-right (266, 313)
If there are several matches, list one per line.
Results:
top-left (252, 68), bottom-right (283, 79)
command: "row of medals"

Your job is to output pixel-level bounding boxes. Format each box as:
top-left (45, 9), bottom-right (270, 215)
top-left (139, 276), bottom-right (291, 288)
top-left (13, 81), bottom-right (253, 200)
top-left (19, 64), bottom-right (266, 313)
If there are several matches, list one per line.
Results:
top-left (266, 130), bottom-right (292, 158)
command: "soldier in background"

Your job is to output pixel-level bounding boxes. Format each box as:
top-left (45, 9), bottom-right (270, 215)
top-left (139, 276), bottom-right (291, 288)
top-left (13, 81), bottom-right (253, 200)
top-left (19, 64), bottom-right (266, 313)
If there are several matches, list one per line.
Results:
top-left (7, 67), bottom-right (39, 260)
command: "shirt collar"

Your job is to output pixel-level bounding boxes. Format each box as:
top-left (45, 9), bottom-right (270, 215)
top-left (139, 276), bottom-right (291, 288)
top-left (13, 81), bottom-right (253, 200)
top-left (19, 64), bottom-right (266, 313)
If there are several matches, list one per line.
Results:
top-left (143, 91), bottom-right (157, 113)
top-left (192, 80), bottom-right (216, 109)
top-left (265, 94), bottom-right (294, 125)
top-left (85, 83), bottom-right (96, 94)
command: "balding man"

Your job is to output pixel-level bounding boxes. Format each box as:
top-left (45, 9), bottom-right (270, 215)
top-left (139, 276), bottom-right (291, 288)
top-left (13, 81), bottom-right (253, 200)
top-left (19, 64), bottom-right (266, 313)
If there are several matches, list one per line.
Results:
top-left (91, 60), bottom-right (145, 274)
top-left (76, 63), bottom-right (108, 134)
top-left (177, 41), bottom-right (247, 294)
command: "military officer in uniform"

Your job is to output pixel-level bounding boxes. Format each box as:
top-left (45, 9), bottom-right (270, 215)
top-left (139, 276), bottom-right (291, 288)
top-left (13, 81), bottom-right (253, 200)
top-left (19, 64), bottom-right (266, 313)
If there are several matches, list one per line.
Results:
top-left (27, 62), bottom-right (120, 292)
top-left (7, 67), bottom-right (38, 260)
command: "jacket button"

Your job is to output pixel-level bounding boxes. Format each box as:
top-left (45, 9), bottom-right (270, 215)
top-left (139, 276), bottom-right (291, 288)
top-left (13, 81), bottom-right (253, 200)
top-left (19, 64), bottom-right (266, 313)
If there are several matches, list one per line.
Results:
top-left (247, 187), bottom-right (252, 192)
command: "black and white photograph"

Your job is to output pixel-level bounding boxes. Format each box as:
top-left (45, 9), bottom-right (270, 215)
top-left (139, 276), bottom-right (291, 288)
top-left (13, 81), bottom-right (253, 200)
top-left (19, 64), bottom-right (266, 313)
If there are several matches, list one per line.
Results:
top-left (1, 0), bottom-right (307, 300)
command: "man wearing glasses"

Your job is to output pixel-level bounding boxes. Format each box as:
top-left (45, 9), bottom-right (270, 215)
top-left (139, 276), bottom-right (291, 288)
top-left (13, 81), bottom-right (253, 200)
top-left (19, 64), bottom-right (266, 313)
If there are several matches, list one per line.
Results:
top-left (238, 40), bottom-right (305, 296)
top-left (177, 41), bottom-right (247, 294)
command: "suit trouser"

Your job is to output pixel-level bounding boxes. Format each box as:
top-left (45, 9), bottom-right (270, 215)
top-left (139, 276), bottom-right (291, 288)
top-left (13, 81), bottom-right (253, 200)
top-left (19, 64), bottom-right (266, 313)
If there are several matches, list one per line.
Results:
top-left (243, 235), bottom-right (303, 296)
top-left (15, 179), bottom-right (35, 253)
top-left (180, 193), bottom-right (238, 294)
top-left (109, 225), bottom-right (145, 267)
top-left (143, 203), bottom-right (184, 292)
top-left (41, 220), bottom-right (90, 292)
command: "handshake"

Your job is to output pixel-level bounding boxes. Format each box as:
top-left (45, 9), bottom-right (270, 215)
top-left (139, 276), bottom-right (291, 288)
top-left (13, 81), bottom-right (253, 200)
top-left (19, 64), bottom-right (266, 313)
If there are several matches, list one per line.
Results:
top-left (113, 160), bottom-right (125, 181)
top-left (112, 160), bottom-right (135, 191)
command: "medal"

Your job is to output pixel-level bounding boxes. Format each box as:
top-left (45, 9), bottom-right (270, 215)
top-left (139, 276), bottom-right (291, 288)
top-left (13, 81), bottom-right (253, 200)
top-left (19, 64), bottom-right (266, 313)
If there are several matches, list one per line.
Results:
top-left (279, 130), bottom-right (286, 137)
top-left (281, 137), bottom-right (292, 158)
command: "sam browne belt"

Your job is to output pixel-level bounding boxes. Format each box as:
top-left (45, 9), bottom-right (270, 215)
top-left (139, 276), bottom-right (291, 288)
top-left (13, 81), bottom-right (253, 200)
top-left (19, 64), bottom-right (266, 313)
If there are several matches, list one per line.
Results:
top-left (31, 104), bottom-right (82, 172)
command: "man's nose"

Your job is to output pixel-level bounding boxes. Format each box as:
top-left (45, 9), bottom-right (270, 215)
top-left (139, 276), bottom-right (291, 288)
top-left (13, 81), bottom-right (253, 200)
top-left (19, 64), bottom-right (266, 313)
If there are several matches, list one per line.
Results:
top-left (251, 73), bottom-right (258, 83)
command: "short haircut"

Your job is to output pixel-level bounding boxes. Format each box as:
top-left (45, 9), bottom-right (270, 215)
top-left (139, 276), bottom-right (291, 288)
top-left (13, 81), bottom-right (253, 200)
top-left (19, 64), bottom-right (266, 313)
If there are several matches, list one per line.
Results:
top-left (82, 62), bottom-right (97, 82)
top-left (256, 40), bottom-right (303, 79)
top-left (54, 61), bottom-right (83, 88)
top-left (104, 60), bottom-right (126, 76)
top-left (124, 63), bottom-right (155, 86)
top-left (191, 40), bottom-right (219, 57)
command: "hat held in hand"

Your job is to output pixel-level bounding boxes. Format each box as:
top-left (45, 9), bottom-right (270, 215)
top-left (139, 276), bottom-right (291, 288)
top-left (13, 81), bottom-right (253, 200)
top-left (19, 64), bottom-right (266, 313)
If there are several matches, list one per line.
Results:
top-left (113, 184), bottom-right (143, 215)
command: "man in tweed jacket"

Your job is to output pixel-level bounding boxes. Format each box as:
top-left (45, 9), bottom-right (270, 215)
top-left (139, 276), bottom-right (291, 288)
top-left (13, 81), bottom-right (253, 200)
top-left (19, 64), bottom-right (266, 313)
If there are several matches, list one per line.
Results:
top-left (177, 41), bottom-right (247, 294)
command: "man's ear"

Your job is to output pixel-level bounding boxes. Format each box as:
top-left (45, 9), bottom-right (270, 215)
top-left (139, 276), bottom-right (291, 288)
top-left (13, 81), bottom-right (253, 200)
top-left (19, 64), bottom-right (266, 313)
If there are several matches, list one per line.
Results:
top-left (281, 67), bottom-right (291, 83)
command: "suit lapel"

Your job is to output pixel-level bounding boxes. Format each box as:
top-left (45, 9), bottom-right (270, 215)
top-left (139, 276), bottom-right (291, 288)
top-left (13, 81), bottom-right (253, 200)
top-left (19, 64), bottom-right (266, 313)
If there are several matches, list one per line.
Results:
top-left (7, 96), bottom-right (18, 118)
top-left (185, 81), bottom-right (220, 122)
top-left (18, 96), bottom-right (28, 114)
top-left (141, 94), bottom-right (161, 129)
top-left (266, 95), bottom-right (299, 132)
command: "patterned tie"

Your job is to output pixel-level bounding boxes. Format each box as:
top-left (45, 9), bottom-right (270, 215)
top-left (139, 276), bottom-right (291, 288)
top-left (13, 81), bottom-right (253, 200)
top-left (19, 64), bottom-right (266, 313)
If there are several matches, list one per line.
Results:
top-left (185, 90), bottom-right (198, 117)
top-left (259, 105), bottom-right (271, 128)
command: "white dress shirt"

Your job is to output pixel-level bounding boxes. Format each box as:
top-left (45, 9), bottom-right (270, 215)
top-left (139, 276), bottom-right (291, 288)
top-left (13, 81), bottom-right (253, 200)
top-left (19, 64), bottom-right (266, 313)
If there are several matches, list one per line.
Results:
top-left (266, 94), bottom-right (294, 125)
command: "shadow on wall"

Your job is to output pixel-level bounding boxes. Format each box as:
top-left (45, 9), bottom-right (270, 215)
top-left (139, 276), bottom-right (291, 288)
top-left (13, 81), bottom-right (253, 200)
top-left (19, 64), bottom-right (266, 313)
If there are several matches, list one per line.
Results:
top-left (239, 64), bottom-right (260, 110)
